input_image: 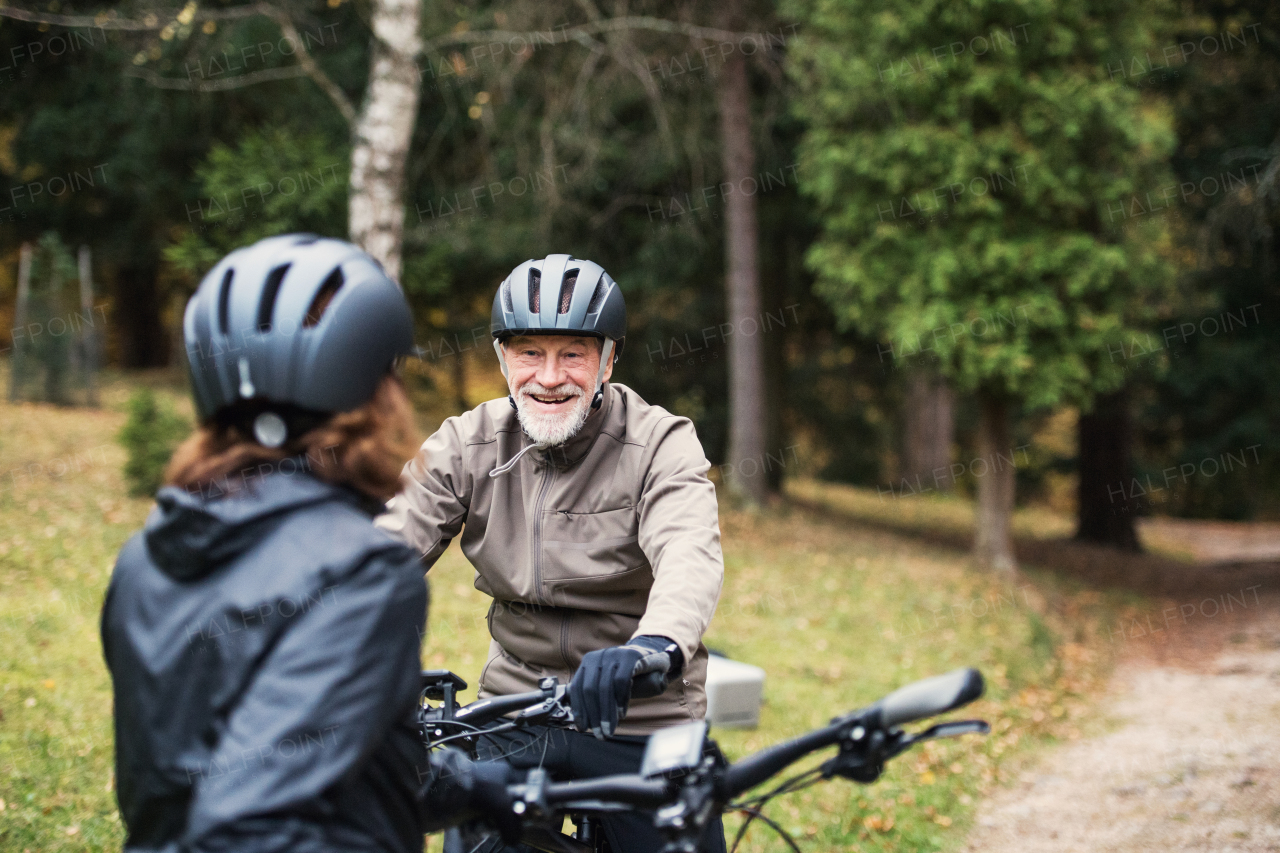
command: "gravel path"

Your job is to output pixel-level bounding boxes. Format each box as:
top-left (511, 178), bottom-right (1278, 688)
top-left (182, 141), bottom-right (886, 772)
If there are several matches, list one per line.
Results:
top-left (964, 590), bottom-right (1280, 853)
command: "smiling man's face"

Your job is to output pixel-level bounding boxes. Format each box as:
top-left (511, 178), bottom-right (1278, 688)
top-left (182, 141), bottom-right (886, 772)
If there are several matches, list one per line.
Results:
top-left (502, 334), bottom-right (613, 447)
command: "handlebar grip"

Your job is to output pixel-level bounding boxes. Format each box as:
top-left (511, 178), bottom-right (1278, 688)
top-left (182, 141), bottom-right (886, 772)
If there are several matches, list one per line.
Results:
top-left (879, 668), bottom-right (984, 728)
top-left (539, 775), bottom-right (671, 808)
top-left (630, 669), bottom-right (670, 700)
top-left (629, 650), bottom-right (673, 700)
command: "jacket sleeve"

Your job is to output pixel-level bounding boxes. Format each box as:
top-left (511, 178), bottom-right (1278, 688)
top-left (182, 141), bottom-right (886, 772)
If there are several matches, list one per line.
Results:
top-left (633, 417), bottom-right (725, 663)
top-left (182, 547), bottom-right (428, 850)
top-left (376, 415), bottom-right (472, 572)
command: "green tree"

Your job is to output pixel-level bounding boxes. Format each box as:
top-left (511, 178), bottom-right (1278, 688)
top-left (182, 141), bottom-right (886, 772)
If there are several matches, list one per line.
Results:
top-left (118, 388), bottom-right (191, 497)
top-left (165, 126), bottom-right (350, 276)
top-left (790, 0), bottom-right (1176, 571)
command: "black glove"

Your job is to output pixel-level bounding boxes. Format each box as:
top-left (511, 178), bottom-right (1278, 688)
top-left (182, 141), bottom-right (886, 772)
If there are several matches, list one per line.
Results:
top-left (420, 749), bottom-right (522, 844)
top-left (569, 635), bottom-right (683, 739)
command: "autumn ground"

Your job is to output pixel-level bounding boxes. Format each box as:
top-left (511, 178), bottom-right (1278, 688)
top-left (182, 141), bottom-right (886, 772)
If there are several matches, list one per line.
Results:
top-left (2, 373), bottom-right (1273, 851)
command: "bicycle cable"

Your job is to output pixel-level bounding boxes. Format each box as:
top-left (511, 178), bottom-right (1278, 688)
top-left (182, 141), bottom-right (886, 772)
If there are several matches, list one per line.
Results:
top-left (425, 721), bottom-right (521, 750)
top-left (728, 805), bottom-right (804, 853)
top-left (721, 766), bottom-right (826, 853)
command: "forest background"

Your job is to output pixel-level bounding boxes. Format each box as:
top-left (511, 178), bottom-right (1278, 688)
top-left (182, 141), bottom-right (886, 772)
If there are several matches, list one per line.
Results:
top-left (0, 0), bottom-right (1276, 573)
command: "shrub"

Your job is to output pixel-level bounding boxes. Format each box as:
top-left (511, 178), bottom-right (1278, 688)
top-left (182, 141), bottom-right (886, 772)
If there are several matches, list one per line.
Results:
top-left (118, 389), bottom-right (190, 497)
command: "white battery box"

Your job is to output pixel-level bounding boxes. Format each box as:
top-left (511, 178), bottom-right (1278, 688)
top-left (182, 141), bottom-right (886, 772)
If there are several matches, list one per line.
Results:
top-left (703, 654), bottom-right (766, 729)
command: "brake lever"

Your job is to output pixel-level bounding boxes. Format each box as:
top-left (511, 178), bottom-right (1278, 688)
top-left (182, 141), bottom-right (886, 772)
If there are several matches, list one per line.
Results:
top-left (514, 682), bottom-right (574, 727)
top-left (887, 719), bottom-right (990, 757)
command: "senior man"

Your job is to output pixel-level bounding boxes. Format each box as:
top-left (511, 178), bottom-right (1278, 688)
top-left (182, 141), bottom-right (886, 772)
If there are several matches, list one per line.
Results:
top-left (378, 254), bottom-right (725, 853)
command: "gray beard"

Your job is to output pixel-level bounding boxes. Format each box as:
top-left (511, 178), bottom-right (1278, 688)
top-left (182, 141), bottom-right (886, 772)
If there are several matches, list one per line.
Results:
top-left (513, 383), bottom-right (592, 448)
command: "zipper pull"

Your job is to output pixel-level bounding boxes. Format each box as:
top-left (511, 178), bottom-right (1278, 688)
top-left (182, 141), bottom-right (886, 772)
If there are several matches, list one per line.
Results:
top-left (558, 509), bottom-right (572, 519)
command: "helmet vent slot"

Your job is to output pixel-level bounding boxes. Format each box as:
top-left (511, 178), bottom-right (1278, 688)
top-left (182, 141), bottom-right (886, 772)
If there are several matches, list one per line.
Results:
top-left (557, 271), bottom-right (577, 314)
top-left (501, 280), bottom-right (514, 314)
top-left (304, 267), bottom-right (344, 328)
top-left (257, 263), bottom-right (290, 332)
top-left (216, 269), bottom-right (234, 335)
top-left (528, 268), bottom-right (541, 313)
top-left (586, 280), bottom-right (606, 314)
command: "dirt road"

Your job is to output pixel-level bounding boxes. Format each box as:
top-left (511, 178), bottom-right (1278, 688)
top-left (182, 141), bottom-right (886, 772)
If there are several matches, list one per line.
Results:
top-left (964, 586), bottom-right (1280, 852)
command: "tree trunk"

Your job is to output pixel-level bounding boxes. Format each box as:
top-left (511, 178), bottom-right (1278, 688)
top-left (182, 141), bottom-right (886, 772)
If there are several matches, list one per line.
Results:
top-left (114, 259), bottom-right (168, 368)
top-left (717, 0), bottom-right (767, 505)
top-left (1076, 387), bottom-right (1142, 551)
top-left (77, 245), bottom-right (98, 407)
top-left (974, 394), bottom-right (1017, 574)
top-left (9, 242), bottom-right (32, 401)
top-left (761, 231), bottom-right (792, 495)
top-left (903, 370), bottom-right (954, 490)
top-left (348, 0), bottom-right (422, 282)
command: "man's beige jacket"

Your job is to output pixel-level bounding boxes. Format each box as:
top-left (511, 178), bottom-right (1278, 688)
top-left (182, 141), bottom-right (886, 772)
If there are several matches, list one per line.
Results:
top-left (378, 382), bottom-right (724, 735)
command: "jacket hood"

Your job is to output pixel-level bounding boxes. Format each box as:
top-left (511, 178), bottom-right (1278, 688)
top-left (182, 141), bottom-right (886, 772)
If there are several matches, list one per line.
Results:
top-left (144, 470), bottom-right (372, 582)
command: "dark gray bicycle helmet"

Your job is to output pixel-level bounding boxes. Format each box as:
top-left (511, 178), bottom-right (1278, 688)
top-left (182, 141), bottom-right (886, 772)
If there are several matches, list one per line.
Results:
top-left (490, 254), bottom-right (625, 409)
top-left (183, 233), bottom-right (414, 446)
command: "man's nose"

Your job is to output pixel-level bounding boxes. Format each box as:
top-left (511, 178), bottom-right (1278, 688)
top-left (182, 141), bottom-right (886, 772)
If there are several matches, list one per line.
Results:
top-left (535, 356), bottom-right (565, 388)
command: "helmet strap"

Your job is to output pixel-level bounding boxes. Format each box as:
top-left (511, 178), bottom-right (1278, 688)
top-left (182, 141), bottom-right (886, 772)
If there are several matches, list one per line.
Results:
top-left (591, 338), bottom-right (615, 410)
top-left (493, 338), bottom-right (517, 410)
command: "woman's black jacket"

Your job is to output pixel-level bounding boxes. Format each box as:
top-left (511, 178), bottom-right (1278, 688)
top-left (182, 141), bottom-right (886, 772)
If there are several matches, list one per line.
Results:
top-left (102, 471), bottom-right (472, 853)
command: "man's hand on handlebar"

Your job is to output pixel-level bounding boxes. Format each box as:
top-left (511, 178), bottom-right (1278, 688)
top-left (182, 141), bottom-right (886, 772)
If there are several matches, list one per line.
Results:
top-left (569, 635), bottom-right (683, 739)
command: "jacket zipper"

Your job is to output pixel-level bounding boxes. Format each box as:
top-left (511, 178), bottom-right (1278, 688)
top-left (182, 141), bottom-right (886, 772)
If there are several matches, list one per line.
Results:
top-left (531, 464), bottom-right (555, 604)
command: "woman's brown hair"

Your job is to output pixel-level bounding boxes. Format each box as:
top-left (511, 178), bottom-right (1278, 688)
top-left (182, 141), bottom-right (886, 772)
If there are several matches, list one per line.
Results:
top-left (165, 373), bottom-right (420, 502)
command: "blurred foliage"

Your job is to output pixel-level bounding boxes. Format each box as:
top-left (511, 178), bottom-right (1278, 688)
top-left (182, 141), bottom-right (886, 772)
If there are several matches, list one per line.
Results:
top-left (1130, 0), bottom-right (1280, 519)
top-left (789, 0), bottom-right (1180, 411)
top-left (117, 388), bottom-right (190, 497)
top-left (164, 126), bottom-right (350, 277)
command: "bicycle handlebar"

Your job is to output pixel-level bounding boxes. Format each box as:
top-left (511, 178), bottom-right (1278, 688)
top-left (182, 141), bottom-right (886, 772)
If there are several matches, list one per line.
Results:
top-left (722, 667), bottom-right (984, 796)
top-left (723, 723), bottom-right (841, 797)
top-left (541, 775), bottom-right (672, 809)
top-left (880, 668), bottom-right (984, 727)
top-left (454, 690), bottom-right (549, 726)
top-left (430, 666), bottom-right (988, 852)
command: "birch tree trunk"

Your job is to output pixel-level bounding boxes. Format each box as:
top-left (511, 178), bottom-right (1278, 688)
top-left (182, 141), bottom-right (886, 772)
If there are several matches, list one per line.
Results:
top-left (718, 0), bottom-right (767, 506)
top-left (348, 0), bottom-right (423, 282)
top-left (974, 393), bottom-right (1017, 574)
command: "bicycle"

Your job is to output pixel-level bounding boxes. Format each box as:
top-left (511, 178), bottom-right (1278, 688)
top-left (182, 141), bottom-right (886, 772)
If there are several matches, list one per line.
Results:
top-left (418, 666), bottom-right (989, 853)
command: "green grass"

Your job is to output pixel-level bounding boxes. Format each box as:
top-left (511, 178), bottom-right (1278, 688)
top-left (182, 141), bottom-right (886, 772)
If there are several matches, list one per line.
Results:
top-left (0, 378), bottom-right (1144, 852)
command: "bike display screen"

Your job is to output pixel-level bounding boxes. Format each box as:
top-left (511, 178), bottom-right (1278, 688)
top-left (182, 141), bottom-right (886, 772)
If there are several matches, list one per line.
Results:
top-left (640, 721), bottom-right (708, 778)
